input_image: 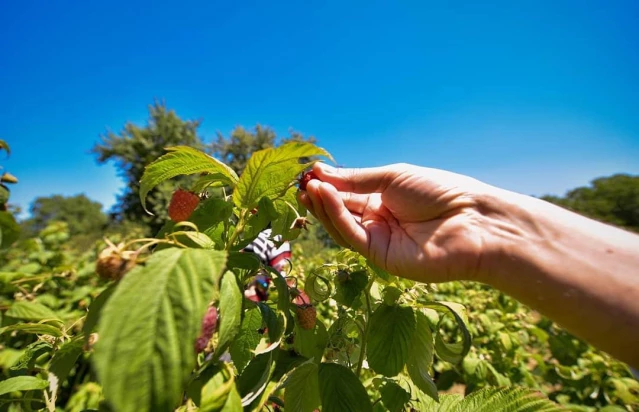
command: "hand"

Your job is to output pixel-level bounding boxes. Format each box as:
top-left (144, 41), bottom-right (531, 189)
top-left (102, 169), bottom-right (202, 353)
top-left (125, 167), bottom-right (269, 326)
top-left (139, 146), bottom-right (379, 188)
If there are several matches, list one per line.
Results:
top-left (298, 163), bottom-right (504, 283)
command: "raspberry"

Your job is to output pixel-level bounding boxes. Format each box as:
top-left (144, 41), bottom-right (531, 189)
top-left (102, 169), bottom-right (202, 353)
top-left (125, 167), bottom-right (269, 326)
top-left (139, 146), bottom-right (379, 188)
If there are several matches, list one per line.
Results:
top-left (96, 242), bottom-right (137, 281)
top-left (168, 189), bottom-right (199, 222)
top-left (295, 304), bottom-right (317, 330)
top-left (195, 306), bottom-right (218, 353)
top-left (298, 171), bottom-right (319, 191)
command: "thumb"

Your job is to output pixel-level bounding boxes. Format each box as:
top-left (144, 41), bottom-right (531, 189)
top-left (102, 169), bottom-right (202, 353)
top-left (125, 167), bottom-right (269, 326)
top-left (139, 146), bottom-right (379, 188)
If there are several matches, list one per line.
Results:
top-left (313, 163), bottom-right (400, 194)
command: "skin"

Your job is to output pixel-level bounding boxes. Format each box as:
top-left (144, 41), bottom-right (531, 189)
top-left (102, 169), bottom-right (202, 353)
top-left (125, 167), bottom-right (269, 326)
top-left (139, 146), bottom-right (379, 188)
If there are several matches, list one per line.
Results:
top-left (298, 162), bottom-right (639, 369)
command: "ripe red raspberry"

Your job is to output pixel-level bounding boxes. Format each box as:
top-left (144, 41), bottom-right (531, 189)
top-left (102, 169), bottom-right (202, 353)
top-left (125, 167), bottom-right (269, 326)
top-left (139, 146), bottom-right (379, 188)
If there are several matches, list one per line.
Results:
top-left (295, 304), bottom-right (316, 330)
top-left (195, 306), bottom-right (218, 353)
top-left (298, 171), bottom-right (319, 191)
top-left (168, 189), bottom-right (199, 222)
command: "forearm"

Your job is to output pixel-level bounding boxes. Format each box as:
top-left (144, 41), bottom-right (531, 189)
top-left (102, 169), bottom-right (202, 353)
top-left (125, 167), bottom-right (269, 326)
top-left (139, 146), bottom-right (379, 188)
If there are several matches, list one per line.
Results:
top-left (480, 190), bottom-right (639, 368)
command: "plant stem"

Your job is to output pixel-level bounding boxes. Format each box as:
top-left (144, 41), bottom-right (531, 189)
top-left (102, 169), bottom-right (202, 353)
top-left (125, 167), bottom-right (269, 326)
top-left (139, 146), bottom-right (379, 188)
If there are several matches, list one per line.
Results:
top-left (225, 209), bottom-right (247, 251)
top-left (356, 282), bottom-right (374, 377)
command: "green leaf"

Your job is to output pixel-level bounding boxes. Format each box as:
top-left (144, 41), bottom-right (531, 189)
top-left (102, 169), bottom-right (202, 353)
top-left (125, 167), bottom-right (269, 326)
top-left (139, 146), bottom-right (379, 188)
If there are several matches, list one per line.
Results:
top-left (215, 271), bottom-right (243, 356)
top-left (229, 307), bottom-right (263, 373)
top-left (237, 352), bottom-right (276, 407)
top-left (0, 211), bottom-right (20, 249)
top-left (380, 380), bottom-right (411, 412)
top-left (284, 362), bottom-right (320, 412)
top-left (255, 303), bottom-right (286, 354)
top-left (367, 304), bottom-right (416, 377)
top-left (271, 186), bottom-right (307, 241)
top-left (293, 319), bottom-right (328, 363)
top-left (423, 301), bottom-right (471, 364)
top-left (460, 386), bottom-right (563, 412)
top-left (0, 322), bottom-right (63, 337)
top-left (82, 284), bottom-right (116, 338)
top-left (199, 364), bottom-right (240, 412)
top-left (406, 310), bottom-right (438, 401)
top-left (0, 376), bottom-right (48, 396)
top-left (6, 301), bottom-right (61, 323)
top-left (334, 270), bottom-right (368, 307)
top-left (318, 363), bottom-right (372, 412)
top-left (49, 335), bottom-right (84, 382)
top-left (0, 139), bottom-right (10, 155)
top-left (139, 146), bottom-right (239, 213)
top-left (93, 248), bottom-right (226, 412)
top-left (241, 197), bottom-right (278, 246)
top-left (10, 341), bottom-right (53, 371)
top-left (234, 142), bottom-right (332, 209)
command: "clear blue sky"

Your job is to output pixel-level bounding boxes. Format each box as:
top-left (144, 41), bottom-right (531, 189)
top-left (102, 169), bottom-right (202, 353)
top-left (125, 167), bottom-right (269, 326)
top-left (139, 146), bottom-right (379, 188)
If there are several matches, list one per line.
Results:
top-left (2, 1), bottom-right (638, 219)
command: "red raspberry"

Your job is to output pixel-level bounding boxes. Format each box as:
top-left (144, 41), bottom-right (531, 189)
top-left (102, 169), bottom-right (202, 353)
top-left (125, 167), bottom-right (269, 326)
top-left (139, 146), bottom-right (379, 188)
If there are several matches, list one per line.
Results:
top-left (298, 171), bottom-right (319, 191)
top-left (96, 242), bottom-right (138, 281)
top-left (195, 306), bottom-right (218, 353)
top-left (168, 189), bottom-right (199, 222)
top-left (295, 304), bottom-right (317, 330)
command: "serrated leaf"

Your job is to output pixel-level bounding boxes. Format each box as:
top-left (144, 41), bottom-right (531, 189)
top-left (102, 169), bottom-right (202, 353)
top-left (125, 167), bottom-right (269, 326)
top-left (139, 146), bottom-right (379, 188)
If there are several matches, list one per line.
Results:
top-left (93, 248), bottom-right (226, 412)
top-left (6, 300), bottom-right (61, 323)
top-left (10, 341), bottom-right (53, 371)
top-left (140, 146), bottom-right (238, 213)
top-left (460, 386), bottom-right (563, 412)
top-left (229, 307), bottom-right (263, 373)
top-left (237, 352), bottom-right (275, 407)
top-left (367, 304), bottom-right (416, 377)
top-left (199, 364), bottom-right (239, 412)
top-left (271, 186), bottom-right (307, 241)
top-left (241, 197), bottom-right (278, 247)
top-left (334, 270), bottom-right (368, 307)
top-left (294, 320), bottom-right (328, 363)
top-left (234, 142), bottom-right (332, 209)
top-left (255, 303), bottom-right (286, 355)
top-left (215, 271), bottom-right (242, 356)
top-left (0, 376), bottom-right (48, 396)
top-left (49, 335), bottom-right (84, 383)
top-left (284, 362), bottom-right (320, 412)
top-left (0, 322), bottom-right (63, 337)
top-left (380, 380), bottom-right (411, 412)
top-left (423, 301), bottom-right (471, 365)
top-left (406, 310), bottom-right (437, 401)
top-left (318, 363), bottom-right (372, 412)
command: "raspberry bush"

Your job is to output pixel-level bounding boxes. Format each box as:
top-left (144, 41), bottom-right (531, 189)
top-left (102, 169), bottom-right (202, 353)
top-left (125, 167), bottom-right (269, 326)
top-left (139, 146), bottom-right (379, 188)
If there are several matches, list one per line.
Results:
top-left (1, 141), bottom-right (635, 411)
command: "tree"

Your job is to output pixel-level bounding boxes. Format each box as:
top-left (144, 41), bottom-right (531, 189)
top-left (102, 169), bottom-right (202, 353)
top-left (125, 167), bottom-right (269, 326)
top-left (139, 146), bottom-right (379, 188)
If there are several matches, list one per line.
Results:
top-left (210, 125), bottom-right (316, 175)
top-left (92, 101), bottom-right (205, 233)
top-left (21, 194), bottom-right (108, 237)
top-left (541, 173), bottom-right (639, 231)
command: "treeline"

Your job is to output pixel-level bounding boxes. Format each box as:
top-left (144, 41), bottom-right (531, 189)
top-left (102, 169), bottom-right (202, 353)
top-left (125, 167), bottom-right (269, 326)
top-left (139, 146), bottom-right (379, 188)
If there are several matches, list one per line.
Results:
top-left (15, 100), bottom-right (639, 251)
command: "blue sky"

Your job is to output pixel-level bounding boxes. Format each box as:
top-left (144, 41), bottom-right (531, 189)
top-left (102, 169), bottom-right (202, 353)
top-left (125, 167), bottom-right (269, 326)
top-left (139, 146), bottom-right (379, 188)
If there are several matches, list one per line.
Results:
top-left (1, 0), bottom-right (638, 219)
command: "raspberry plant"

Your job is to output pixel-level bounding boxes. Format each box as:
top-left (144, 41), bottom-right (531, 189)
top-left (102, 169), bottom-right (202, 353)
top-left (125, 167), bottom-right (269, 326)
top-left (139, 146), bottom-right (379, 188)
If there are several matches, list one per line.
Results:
top-left (0, 142), bottom-right (575, 411)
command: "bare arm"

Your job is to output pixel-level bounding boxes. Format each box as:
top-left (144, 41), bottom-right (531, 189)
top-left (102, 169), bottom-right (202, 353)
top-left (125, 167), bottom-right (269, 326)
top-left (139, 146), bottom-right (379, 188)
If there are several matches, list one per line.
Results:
top-left (479, 189), bottom-right (639, 368)
top-left (299, 163), bottom-right (639, 368)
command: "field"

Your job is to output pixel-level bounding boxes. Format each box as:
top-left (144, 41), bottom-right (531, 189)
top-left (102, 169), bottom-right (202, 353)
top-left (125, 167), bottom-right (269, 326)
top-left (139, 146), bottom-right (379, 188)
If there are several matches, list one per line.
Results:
top-left (1, 140), bottom-right (637, 412)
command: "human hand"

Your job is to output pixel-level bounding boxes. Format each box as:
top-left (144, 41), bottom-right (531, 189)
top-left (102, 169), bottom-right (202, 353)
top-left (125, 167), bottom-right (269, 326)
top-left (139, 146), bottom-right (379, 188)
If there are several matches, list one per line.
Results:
top-left (298, 163), bottom-right (506, 283)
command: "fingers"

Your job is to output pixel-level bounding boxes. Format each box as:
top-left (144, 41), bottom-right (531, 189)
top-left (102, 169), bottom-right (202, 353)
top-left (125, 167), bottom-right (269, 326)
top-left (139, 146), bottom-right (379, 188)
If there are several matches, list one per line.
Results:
top-left (298, 180), bottom-right (351, 248)
top-left (317, 182), bottom-right (369, 254)
top-left (313, 163), bottom-right (400, 194)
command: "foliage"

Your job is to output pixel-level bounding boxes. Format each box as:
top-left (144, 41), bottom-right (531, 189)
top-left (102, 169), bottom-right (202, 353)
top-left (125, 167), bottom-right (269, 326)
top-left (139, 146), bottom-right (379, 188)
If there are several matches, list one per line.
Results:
top-left (0, 140), bottom-right (20, 250)
top-left (210, 125), bottom-right (316, 175)
top-left (20, 194), bottom-right (108, 239)
top-left (541, 174), bottom-right (639, 232)
top-left (0, 140), bottom-right (636, 411)
top-left (91, 100), bottom-right (205, 233)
